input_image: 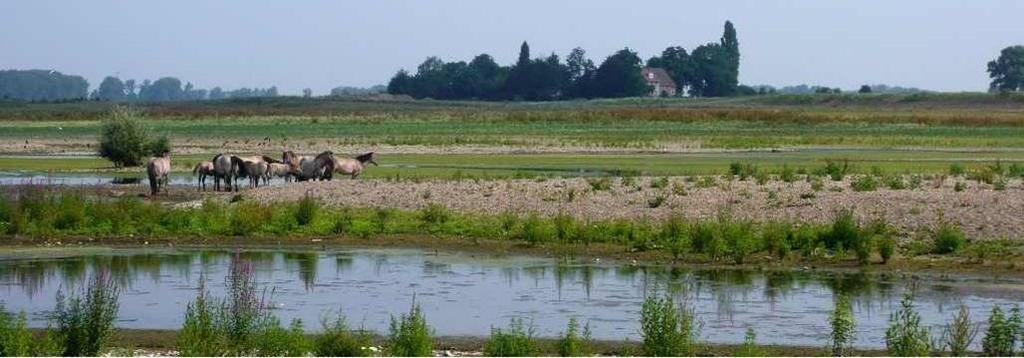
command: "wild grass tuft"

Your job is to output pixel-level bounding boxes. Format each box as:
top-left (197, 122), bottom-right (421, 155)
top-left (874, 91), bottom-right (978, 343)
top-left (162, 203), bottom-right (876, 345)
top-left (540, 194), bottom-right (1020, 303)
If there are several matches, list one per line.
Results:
top-left (484, 318), bottom-right (538, 357)
top-left (295, 194), bottom-right (320, 226)
top-left (314, 312), bottom-right (373, 357)
top-left (558, 317), bottom-right (592, 357)
top-left (829, 294), bottom-right (856, 357)
top-left (942, 304), bottom-right (978, 356)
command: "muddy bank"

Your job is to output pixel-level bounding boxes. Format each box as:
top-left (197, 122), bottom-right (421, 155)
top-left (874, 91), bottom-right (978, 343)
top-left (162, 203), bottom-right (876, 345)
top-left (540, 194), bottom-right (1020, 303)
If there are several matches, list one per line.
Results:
top-left (244, 176), bottom-right (1024, 241)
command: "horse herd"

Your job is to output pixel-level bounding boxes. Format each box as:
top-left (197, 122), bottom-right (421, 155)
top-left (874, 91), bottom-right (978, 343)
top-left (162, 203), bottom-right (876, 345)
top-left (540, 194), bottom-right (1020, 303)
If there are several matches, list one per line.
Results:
top-left (146, 150), bottom-right (378, 195)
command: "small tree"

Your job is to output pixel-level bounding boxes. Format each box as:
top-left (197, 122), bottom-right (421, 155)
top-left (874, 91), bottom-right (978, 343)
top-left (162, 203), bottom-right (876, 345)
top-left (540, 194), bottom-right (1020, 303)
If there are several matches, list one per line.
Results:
top-left (942, 304), bottom-right (978, 356)
top-left (829, 294), bottom-right (856, 356)
top-left (858, 85), bottom-right (872, 93)
top-left (982, 305), bottom-right (1021, 356)
top-left (51, 271), bottom-right (120, 356)
top-left (884, 292), bottom-right (932, 356)
top-left (640, 295), bottom-right (699, 356)
top-left (388, 301), bottom-right (433, 356)
top-left (98, 106), bottom-right (167, 167)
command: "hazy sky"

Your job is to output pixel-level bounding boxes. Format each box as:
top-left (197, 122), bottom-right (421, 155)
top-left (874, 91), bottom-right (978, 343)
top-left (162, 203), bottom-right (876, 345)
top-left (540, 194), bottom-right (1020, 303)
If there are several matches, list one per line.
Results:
top-left (2, 1), bottom-right (1021, 94)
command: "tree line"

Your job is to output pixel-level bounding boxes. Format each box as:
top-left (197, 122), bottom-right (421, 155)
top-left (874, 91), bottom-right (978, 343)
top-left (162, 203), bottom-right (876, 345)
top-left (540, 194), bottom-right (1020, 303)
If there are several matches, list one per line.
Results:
top-left (387, 21), bottom-right (742, 100)
top-left (0, 70), bottom-right (280, 103)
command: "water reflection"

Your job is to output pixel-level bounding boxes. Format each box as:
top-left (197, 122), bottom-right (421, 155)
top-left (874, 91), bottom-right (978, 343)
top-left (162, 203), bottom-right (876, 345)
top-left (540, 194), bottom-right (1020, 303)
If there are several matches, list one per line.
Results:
top-left (1, 248), bottom-right (1022, 349)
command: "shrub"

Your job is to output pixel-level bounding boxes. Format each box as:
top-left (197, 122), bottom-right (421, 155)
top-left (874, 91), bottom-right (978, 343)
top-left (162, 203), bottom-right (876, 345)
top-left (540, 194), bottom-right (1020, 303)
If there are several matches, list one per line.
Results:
top-left (419, 203), bottom-right (452, 229)
top-left (295, 194), bottom-right (320, 226)
top-left (558, 317), bottom-right (592, 357)
top-left (932, 222), bottom-right (967, 254)
top-left (0, 305), bottom-right (33, 357)
top-left (484, 318), bottom-right (537, 357)
top-left (884, 292), bottom-right (932, 356)
top-left (251, 318), bottom-right (311, 356)
top-left (315, 312), bottom-right (372, 356)
top-left (982, 305), bottom-right (1021, 356)
top-left (331, 207), bottom-right (355, 234)
top-left (640, 295), bottom-right (698, 356)
top-left (822, 209), bottom-right (864, 253)
top-left (754, 171), bottom-right (770, 185)
top-left (877, 235), bottom-right (897, 264)
top-left (518, 213), bottom-right (550, 245)
top-left (650, 177), bottom-right (669, 189)
top-left (829, 294), bottom-right (856, 357)
top-left (373, 208), bottom-right (394, 234)
top-left (587, 177), bottom-right (612, 191)
top-left (761, 222), bottom-right (791, 259)
top-left (729, 162), bottom-right (758, 181)
top-left (98, 106), bottom-right (165, 167)
top-left (942, 304), bottom-right (978, 357)
top-left (954, 181), bottom-right (967, 192)
top-left (850, 175), bottom-right (879, 192)
top-left (388, 302), bottom-right (433, 357)
top-left (822, 160), bottom-right (850, 181)
top-left (659, 216), bottom-right (691, 258)
top-left (647, 195), bottom-right (666, 208)
top-left (884, 175), bottom-right (907, 190)
top-left (177, 281), bottom-right (222, 356)
top-left (810, 177), bottom-right (825, 191)
top-left (552, 214), bottom-right (579, 244)
top-left (780, 165), bottom-right (796, 183)
top-left (994, 177), bottom-right (1008, 191)
top-left (230, 202), bottom-right (272, 236)
top-left (721, 218), bottom-right (757, 264)
top-left (52, 271), bottom-right (121, 357)
top-left (737, 327), bottom-right (767, 357)
top-left (695, 176), bottom-right (717, 189)
top-left (949, 163), bottom-right (966, 176)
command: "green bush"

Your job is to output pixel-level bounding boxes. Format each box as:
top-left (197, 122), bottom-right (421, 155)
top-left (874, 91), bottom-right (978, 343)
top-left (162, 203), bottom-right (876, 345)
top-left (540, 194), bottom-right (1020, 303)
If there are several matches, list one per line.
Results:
top-left (822, 160), bottom-right (850, 181)
top-left (419, 203), bottom-right (452, 229)
top-left (295, 194), bottom-right (320, 226)
top-left (982, 305), bottom-right (1021, 356)
top-left (587, 177), bottom-right (612, 191)
top-left (658, 216), bottom-right (691, 258)
top-left (884, 175), bottom-right (907, 190)
top-left (729, 162), bottom-right (758, 181)
top-left (558, 317), bottom-right (592, 357)
top-left (332, 207), bottom-right (355, 234)
top-left (98, 106), bottom-right (166, 167)
top-left (829, 294), bottom-right (856, 357)
top-left (373, 208), bottom-right (394, 234)
top-left (52, 272), bottom-right (121, 357)
top-left (736, 327), bottom-right (767, 357)
top-left (0, 305), bottom-right (33, 357)
top-left (850, 175), bottom-right (879, 192)
top-left (761, 222), bottom-right (792, 259)
top-left (640, 295), bottom-right (698, 356)
top-left (388, 302), bottom-right (433, 357)
top-left (954, 181), bottom-right (967, 192)
top-left (780, 165), bottom-right (797, 183)
top-left (650, 177), bottom-right (669, 189)
top-left (932, 223), bottom-right (967, 254)
top-left (721, 218), bottom-right (757, 264)
top-left (877, 235), bottom-right (897, 264)
top-left (251, 318), bottom-right (311, 356)
top-left (822, 209), bottom-right (863, 252)
top-left (518, 213), bottom-right (551, 245)
top-left (949, 163), bottom-right (966, 176)
top-left (484, 318), bottom-right (537, 357)
top-left (230, 202), bottom-right (272, 236)
top-left (177, 283), bottom-right (222, 356)
top-left (552, 214), bottom-right (579, 244)
top-left (314, 312), bottom-right (372, 357)
top-left (884, 292), bottom-right (932, 356)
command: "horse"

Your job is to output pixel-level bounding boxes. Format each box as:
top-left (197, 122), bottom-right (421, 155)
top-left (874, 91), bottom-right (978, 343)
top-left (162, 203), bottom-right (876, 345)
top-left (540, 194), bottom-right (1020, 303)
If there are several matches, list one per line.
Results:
top-left (192, 161), bottom-right (215, 191)
top-left (265, 162), bottom-right (297, 185)
top-left (146, 152), bottom-right (171, 196)
top-left (284, 150), bottom-right (336, 181)
top-left (230, 156), bottom-right (269, 189)
top-left (212, 154), bottom-right (238, 192)
top-left (330, 152), bottom-right (378, 179)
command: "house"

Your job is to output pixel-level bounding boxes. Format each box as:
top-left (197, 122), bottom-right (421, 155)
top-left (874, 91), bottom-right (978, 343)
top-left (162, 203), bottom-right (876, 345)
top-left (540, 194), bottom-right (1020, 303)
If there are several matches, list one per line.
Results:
top-left (641, 67), bottom-right (677, 97)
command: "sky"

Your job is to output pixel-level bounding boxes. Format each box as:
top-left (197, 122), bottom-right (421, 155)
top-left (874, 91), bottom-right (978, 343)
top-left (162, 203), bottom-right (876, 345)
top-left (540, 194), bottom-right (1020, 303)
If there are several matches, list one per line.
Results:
top-left (1, 0), bottom-right (1021, 95)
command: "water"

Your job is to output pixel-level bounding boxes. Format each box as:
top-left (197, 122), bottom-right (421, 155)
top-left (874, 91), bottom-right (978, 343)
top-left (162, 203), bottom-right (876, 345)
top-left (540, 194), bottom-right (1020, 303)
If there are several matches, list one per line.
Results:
top-left (1, 247), bottom-right (1021, 348)
top-left (0, 171), bottom-right (290, 187)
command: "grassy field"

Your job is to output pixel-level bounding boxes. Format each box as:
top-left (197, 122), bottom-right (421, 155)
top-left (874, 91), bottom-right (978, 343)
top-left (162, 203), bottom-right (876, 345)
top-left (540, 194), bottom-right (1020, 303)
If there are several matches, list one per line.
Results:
top-left (2, 150), bottom-right (1024, 179)
top-left (1, 93), bottom-right (1024, 177)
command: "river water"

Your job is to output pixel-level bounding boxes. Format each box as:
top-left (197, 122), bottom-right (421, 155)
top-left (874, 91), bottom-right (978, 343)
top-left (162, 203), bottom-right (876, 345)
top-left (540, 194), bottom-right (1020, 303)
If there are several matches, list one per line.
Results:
top-left (0, 247), bottom-right (1021, 348)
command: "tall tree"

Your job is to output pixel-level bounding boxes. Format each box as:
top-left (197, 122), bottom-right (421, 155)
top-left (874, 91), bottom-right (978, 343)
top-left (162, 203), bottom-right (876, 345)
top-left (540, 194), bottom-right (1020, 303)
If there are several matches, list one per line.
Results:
top-left (95, 76), bottom-right (126, 101)
top-left (689, 43), bottom-right (733, 97)
top-left (387, 69), bottom-right (413, 96)
top-left (138, 77), bottom-right (184, 102)
top-left (506, 41), bottom-right (534, 99)
top-left (517, 41), bottom-right (531, 67)
top-left (987, 45), bottom-right (1024, 92)
top-left (0, 70), bottom-right (89, 101)
top-left (718, 20), bottom-right (740, 96)
top-left (648, 46), bottom-right (693, 96)
top-left (566, 47), bottom-right (597, 98)
top-left (593, 48), bottom-right (648, 98)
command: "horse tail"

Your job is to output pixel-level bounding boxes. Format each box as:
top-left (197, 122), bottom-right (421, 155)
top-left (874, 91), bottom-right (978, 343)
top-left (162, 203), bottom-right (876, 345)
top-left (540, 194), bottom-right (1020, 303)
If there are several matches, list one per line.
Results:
top-left (147, 162), bottom-right (159, 195)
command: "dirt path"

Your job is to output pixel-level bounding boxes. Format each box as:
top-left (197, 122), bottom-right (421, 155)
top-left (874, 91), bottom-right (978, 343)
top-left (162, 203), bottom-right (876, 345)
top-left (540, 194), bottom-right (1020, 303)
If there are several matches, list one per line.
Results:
top-left (244, 176), bottom-right (1024, 241)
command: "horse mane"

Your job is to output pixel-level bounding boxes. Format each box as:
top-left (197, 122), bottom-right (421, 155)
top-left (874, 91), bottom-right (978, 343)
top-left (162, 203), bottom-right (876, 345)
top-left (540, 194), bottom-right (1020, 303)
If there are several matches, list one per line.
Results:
top-left (314, 151), bottom-right (334, 161)
top-left (355, 152), bottom-right (375, 163)
top-left (262, 155), bottom-right (281, 164)
top-left (230, 156), bottom-right (249, 175)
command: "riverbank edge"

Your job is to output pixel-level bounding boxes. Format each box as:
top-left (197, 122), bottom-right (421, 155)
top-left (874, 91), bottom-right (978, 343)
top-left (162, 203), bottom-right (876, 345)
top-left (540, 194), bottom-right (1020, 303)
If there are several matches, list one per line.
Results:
top-left (1, 233), bottom-right (1021, 280)
top-left (26, 328), bottom-right (890, 357)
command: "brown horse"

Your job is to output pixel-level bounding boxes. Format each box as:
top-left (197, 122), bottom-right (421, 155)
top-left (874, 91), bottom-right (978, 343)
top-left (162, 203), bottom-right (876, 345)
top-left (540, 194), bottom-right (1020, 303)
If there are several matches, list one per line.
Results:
top-left (283, 150), bottom-right (335, 181)
top-left (330, 152), bottom-right (378, 179)
top-left (147, 152), bottom-right (171, 196)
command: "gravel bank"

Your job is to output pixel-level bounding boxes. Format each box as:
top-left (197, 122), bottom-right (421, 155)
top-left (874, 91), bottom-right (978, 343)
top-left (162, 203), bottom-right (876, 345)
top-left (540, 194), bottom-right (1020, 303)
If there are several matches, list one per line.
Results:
top-left (245, 176), bottom-right (1024, 241)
